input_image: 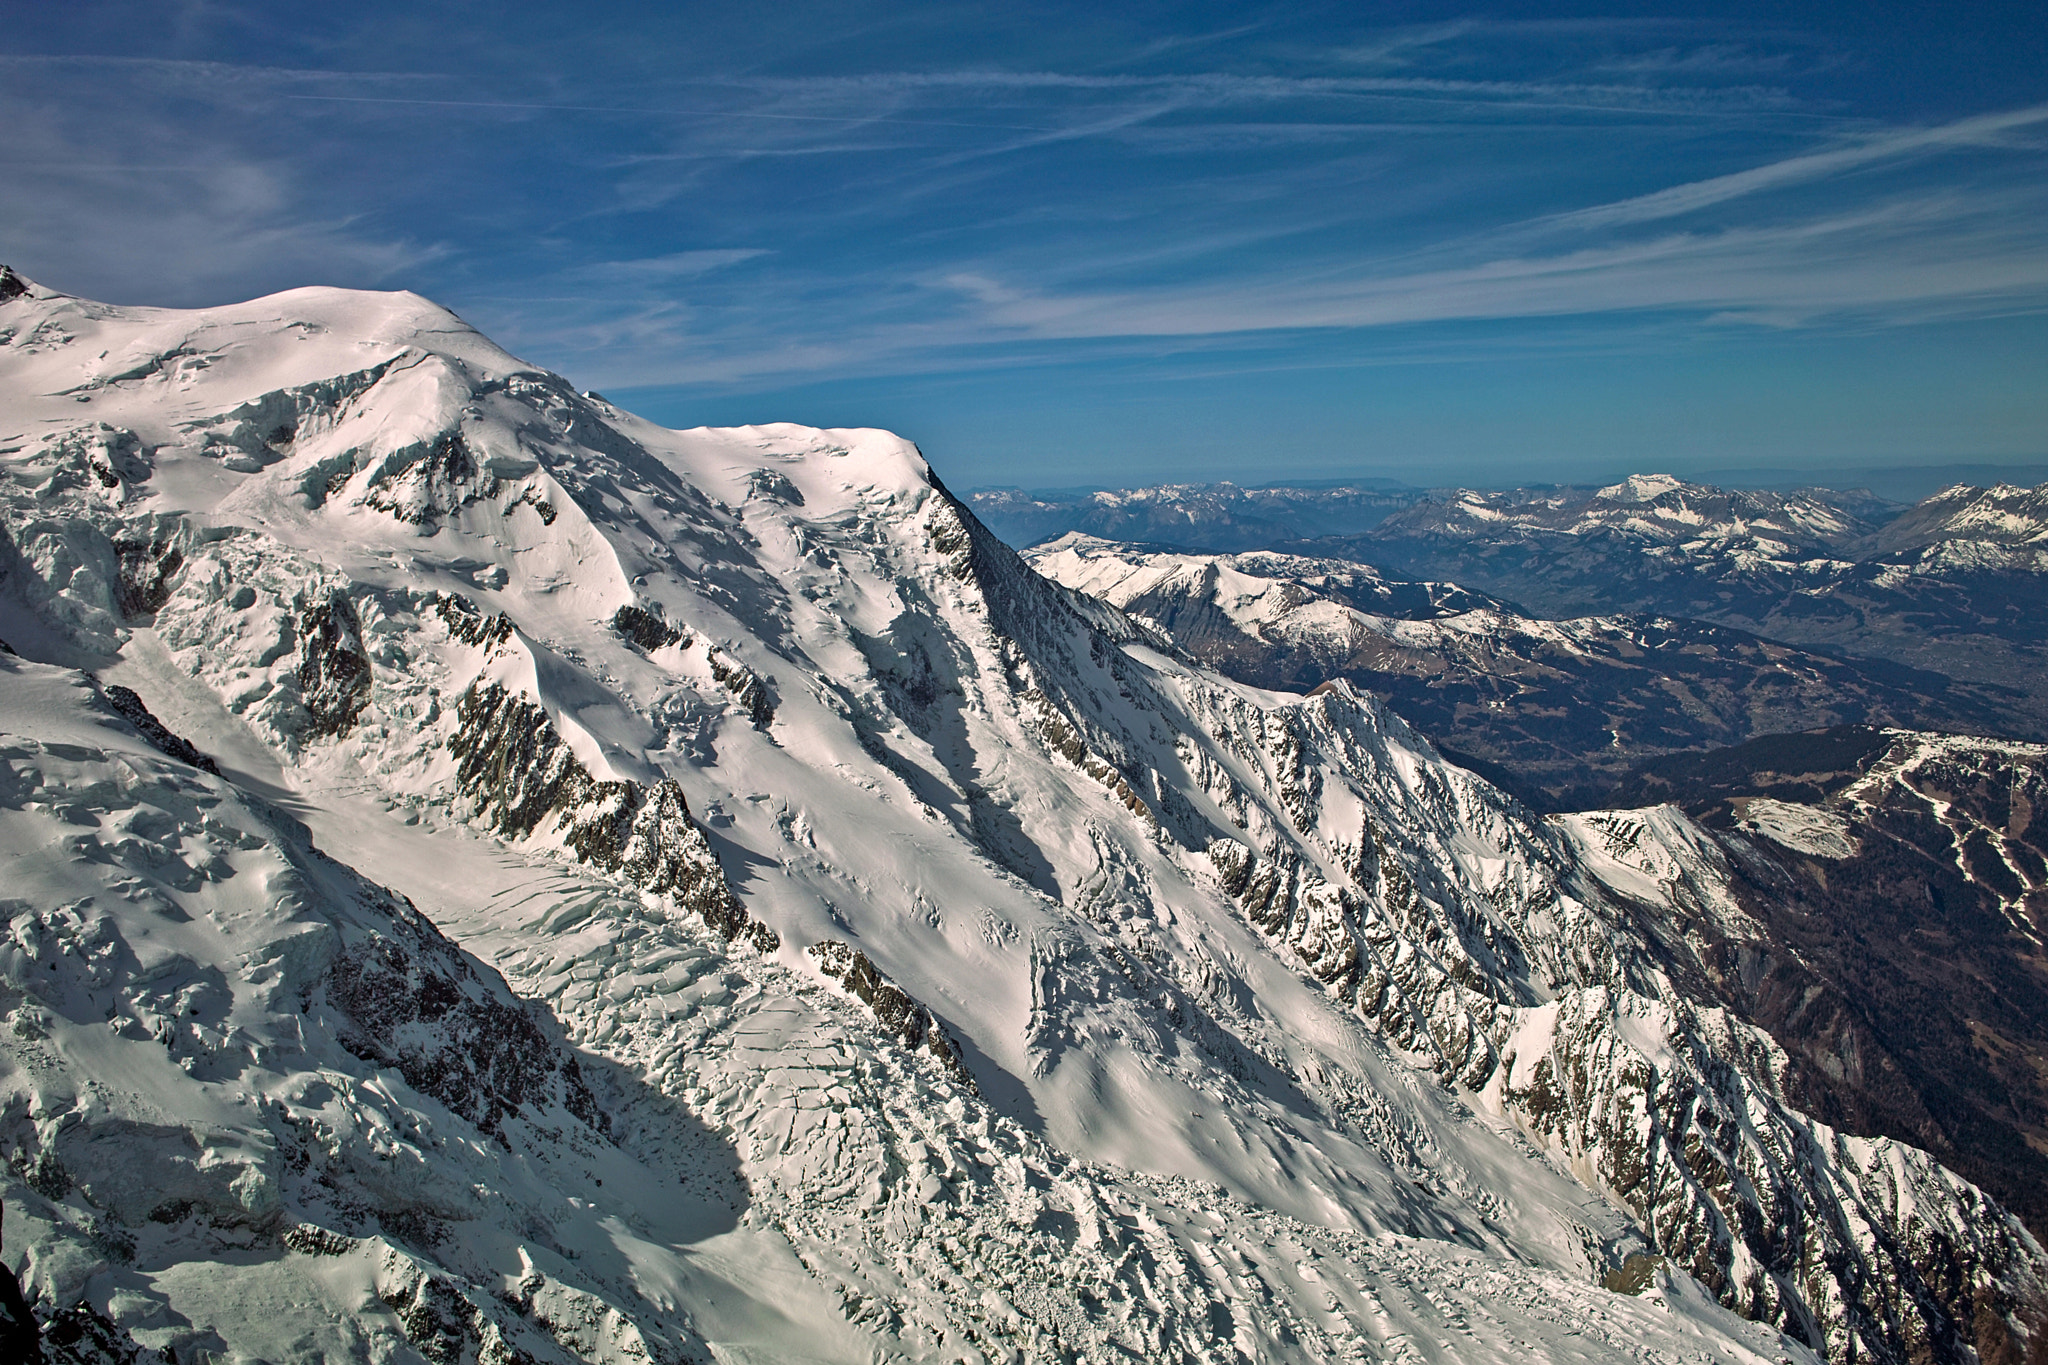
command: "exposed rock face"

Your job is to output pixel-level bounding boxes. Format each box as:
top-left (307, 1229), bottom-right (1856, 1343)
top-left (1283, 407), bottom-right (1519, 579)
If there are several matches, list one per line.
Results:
top-left (0, 266), bottom-right (29, 304)
top-left (1502, 977), bottom-right (2043, 1365)
top-left (706, 647), bottom-right (774, 728)
top-left (97, 683), bottom-right (218, 774)
top-left (361, 431), bottom-right (492, 526)
top-left (294, 589), bottom-right (371, 737)
top-left (449, 682), bottom-right (777, 953)
top-left (807, 939), bottom-right (973, 1084)
top-left (112, 534), bottom-right (181, 618)
top-left (431, 590), bottom-right (513, 649)
top-left (318, 893), bottom-right (609, 1142)
top-left (612, 603), bottom-right (685, 652)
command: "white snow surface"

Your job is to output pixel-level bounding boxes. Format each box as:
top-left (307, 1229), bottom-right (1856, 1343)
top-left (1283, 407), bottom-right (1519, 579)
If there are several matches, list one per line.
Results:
top-left (0, 273), bottom-right (2033, 1364)
top-left (1734, 799), bottom-right (1859, 860)
top-left (1029, 533), bottom-right (1622, 659)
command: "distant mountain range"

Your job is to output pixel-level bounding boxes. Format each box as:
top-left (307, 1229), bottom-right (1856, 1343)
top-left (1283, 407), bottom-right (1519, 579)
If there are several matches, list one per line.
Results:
top-left (968, 481), bottom-right (1422, 551)
top-left (1343, 476), bottom-right (2048, 725)
top-left (977, 473), bottom-right (2048, 734)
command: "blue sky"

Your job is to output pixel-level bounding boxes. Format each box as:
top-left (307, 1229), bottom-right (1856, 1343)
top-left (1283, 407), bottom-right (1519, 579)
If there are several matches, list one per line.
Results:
top-left (4, 2), bottom-right (2045, 490)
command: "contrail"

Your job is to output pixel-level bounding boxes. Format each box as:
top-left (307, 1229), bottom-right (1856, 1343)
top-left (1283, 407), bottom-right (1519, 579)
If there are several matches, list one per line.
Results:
top-left (283, 93), bottom-right (1056, 132)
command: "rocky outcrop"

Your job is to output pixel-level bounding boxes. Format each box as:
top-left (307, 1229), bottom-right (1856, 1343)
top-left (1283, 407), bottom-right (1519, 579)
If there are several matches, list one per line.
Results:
top-left (112, 534), bottom-right (181, 618)
top-left (807, 939), bottom-right (973, 1085)
top-left (0, 667), bottom-right (713, 1364)
top-left (318, 893), bottom-right (608, 1142)
top-left (360, 430), bottom-right (501, 527)
top-left (295, 589), bottom-right (371, 737)
top-left (431, 591), bottom-right (513, 650)
top-left (706, 647), bottom-right (773, 728)
top-left (449, 682), bottom-right (777, 952)
top-left (612, 603), bottom-right (685, 652)
top-left (96, 684), bottom-right (218, 774)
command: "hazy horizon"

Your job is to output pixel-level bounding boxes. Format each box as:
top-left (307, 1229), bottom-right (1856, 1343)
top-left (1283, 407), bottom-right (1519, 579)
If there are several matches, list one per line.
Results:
top-left (958, 459), bottom-right (2048, 502)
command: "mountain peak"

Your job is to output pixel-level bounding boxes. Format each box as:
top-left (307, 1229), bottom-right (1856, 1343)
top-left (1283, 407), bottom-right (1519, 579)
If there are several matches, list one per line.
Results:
top-left (2, 275), bottom-right (2043, 1365)
top-left (1596, 472), bottom-right (1688, 503)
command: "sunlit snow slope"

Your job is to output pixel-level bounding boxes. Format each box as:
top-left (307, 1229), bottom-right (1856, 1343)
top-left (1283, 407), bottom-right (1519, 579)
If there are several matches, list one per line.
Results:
top-left (0, 264), bottom-right (2040, 1364)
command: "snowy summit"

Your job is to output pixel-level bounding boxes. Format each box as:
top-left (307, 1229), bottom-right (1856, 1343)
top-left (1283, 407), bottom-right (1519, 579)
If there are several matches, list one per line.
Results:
top-left (0, 268), bottom-right (2042, 1364)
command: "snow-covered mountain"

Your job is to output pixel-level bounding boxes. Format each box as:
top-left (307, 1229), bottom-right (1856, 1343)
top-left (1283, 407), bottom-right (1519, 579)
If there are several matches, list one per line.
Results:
top-left (1321, 476), bottom-right (2048, 731)
top-left (1876, 481), bottom-right (2048, 553)
top-left (1, 265), bottom-right (2043, 1364)
top-left (1336, 475), bottom-right (1881, 619)
top-left (1030, 534), bottom-right (2048, 1248)
top-left (1024, 534), bottom-right (2017, 807)
top-left (1387, 475), bottom-right (1884, 551)
top-left (974, 474), bottom-right (2048, 734)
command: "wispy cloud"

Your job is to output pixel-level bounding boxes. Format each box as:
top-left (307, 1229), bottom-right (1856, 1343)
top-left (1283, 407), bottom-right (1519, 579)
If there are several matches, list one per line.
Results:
top-left (521, 95), bottom-right (2048, 390)
top-left (936, 198), bottom-right (2048, 340)
top-left (1550, 103), bottom-right (2048, 229)
top-left (0, 64), bottom-right (439, 304)
top-left (725, 67), bottom-right (1801, 116)
top-left (1594, 44), bottom-right (1799, 77)
top-left (279, 91), bottom-right (1060, 133)
top-left (7, 6), bottom-right (2045, 447)
top-left (0, 51), bottom-right (441, 95)
top-left (564, 251), bottom-right (771, 283)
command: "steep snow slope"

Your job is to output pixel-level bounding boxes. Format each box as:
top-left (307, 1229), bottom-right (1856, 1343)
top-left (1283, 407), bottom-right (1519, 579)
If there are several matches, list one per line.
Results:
top-left (0, 268), bottom-right (2042, 1363)
top-left (2, 652), bottom-right (1826, 1365)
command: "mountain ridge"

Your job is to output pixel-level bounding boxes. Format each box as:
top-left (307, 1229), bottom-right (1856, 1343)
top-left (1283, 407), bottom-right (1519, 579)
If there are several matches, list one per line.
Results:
top-left (1025, 533), bottom-right (2032, 808)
